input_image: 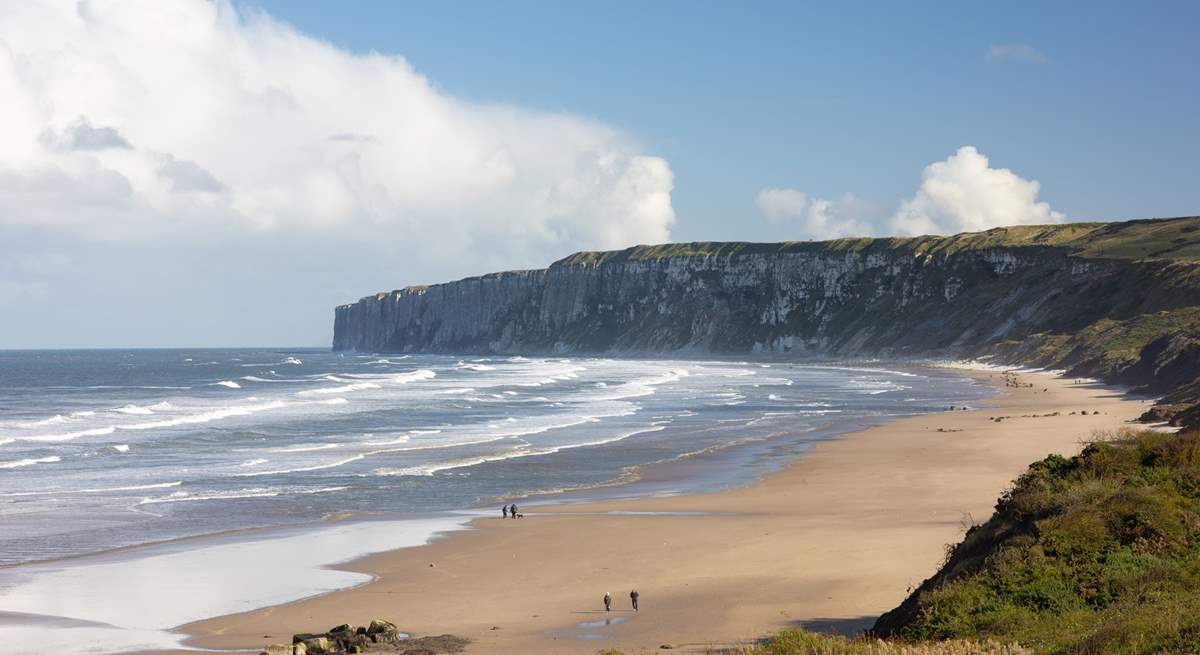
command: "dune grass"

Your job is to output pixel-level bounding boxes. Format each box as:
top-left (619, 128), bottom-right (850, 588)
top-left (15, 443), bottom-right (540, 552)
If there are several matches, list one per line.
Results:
top-left (595, 630), bottom-right (1027, 655)
top-left (886, 429), bottom-right (1200, 653)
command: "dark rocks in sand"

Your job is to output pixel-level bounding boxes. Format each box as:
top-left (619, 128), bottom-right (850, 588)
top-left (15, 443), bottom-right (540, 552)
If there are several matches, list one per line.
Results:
top-left (269, 622), bottom-right (466, 655)
top-left (367, 619), bottom-right (399, 635)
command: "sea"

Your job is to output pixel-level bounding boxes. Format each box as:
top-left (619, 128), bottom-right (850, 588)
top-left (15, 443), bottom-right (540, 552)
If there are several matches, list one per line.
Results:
top-left (0, 348), bottom-right (994, 653)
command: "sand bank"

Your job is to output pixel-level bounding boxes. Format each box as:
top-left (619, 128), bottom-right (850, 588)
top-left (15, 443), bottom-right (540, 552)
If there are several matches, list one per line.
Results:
top-left (176, 369), bottom-right (1152, 654)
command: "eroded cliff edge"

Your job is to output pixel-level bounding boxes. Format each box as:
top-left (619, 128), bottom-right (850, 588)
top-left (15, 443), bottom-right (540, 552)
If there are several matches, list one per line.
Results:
top-left (334, 216), bottom-right (1200, 427)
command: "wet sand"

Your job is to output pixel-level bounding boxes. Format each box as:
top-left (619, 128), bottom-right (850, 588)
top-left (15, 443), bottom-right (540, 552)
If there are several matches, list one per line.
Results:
top-left (174, 369), bottom-right (1151, 654)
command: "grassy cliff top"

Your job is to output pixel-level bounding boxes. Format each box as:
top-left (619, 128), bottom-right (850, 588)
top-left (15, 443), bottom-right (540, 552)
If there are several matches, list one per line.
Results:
top-left (556, 216), bottom-right (1200, 266)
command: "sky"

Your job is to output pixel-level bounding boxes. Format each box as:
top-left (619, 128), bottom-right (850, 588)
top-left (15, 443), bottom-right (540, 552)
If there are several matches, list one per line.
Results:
top-left (0, 0), bottom-right (1197, 348)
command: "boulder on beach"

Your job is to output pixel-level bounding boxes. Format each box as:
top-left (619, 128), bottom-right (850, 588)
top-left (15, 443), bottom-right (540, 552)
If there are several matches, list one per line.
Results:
top-left (367, 619), bottom-right (399, 635)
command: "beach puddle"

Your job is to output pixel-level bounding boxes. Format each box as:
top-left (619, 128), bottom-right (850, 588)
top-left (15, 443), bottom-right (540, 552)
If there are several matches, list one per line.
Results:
top-left (577, 615), bottom-right (629, 629)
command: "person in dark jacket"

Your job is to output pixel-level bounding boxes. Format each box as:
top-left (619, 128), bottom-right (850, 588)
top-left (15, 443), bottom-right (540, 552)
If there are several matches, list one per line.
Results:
top-left (510, 503), bottom-right (518, 518)
top-left (502, 505), bottom-right (508, 518)
top-left (630, 589), bottom-right (639, 611)
top-left (603, 591), bottom-right (612, 611)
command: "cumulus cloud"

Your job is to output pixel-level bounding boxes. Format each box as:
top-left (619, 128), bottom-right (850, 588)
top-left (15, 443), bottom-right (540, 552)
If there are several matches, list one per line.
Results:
top-left (756, 189), bottom-right (876, 238)
top-left (756, 146), bottom-right (1063, 240)
top-left (0, 0), bottom-right (675, 345)
top-left (986, 43), bottom-right (1046, 63)
top-left (804, 194), bottom-right (877, 238)
top-left (891, 146), bottom-right (1064, 236)
top-left (755, 188), bottom-right (808, 223)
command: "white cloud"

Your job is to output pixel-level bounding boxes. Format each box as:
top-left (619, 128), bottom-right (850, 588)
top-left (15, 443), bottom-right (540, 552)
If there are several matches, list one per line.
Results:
top-left (890, 146), bottom-right (1064, 236)
top-left (0, 0), bottom-right (675, 345)
top-left (757, 146), bottom-right (1063, 240)
top-left (986, 43), bottom-right (1046, 63)
top-left (804, 194), bottom-right (877, 238)
top-left (755, 188), bottom-right (808, 223)
top-left (0, 1), bottom-right (674, 249)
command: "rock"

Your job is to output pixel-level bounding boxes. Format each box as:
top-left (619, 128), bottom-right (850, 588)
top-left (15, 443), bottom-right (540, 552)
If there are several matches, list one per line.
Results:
top-left (299, 636), bottom-right (332, 654)
top-left (293, 645), bottom-right (307, 655)
top-left (400, 649), bottom-right (435, 655)
top-left (261, 645), bottom-right (291, 655)
top-left (366, 619), bottom-right (399, 635)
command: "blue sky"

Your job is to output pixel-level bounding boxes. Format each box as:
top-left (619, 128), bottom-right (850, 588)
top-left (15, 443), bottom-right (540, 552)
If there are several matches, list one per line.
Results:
top-left (250, 0), bottom-right (1199, 242)
top-left (0, 1), bottom-right (1195, 347)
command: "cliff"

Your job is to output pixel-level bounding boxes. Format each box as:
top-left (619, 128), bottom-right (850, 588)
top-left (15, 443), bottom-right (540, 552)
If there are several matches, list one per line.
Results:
top-left (334, 216), bottom-right (1200, 426)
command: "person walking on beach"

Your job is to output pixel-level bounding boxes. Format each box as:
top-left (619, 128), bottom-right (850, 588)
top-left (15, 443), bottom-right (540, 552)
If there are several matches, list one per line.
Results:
top-left (502, 505), bottom-right (508, 518)
top-left (630, 589), bottom-right (639, 611)
top-left (603, 591), bottom-right (612, 612)
top-left (510, 503), bottom-right (518, 518)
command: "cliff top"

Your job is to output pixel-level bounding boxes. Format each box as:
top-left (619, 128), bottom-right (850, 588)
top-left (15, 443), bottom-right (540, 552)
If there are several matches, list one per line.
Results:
top-left (556, 215), bottom-right (1200, 267)
top-left (339, 216), bottom-right (1200, 306)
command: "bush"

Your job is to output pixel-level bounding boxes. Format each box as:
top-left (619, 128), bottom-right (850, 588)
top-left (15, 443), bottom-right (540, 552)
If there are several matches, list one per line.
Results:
top-left (884, 430), bottom-right (1200, 654)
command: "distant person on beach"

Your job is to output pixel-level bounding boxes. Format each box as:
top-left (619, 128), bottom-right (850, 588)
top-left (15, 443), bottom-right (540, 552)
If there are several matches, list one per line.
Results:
top-left (604, 591), bottom-right (612, 611)
top-left (630, 589), bottom-right (639, 611)
top-left (510, 503), bottom-right (518, 518)
top-left (502, 505), bottom-right (508, 518)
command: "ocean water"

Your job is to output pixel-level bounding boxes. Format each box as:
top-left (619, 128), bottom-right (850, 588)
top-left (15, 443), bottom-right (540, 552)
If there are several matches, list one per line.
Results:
top-left (0, 349), bottom-right (994, 568)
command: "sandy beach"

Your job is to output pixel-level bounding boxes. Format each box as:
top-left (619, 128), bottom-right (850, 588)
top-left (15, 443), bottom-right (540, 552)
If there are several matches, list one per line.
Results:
top-left (172, 369), bottom-right (1152, 654)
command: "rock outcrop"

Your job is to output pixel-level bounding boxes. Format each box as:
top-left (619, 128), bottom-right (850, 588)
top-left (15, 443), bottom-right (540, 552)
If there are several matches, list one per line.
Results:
top-left (333, 217), bottom-right (1200, 426)
top-left (259, 620), bottom-right (467, 655)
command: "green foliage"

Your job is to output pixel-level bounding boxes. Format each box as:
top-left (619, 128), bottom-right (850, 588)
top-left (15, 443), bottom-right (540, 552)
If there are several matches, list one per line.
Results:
top-left (596, 631), bottom-right (1027, 655)
top-left (1019, 308), bottom-right (1200, 373)
top-left (558, 216), bottom-right (1200, 269)
top-left (895, 430), bottom-right (1200, 654)
top-left (742, 631), bottom-right (1029, 655)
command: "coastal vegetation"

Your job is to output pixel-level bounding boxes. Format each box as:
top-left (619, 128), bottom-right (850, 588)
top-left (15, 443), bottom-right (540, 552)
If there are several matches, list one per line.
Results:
top-left (875, 429), bottom-right (1200, 653)
top-left (559, 215), bottom-right (1200, 266)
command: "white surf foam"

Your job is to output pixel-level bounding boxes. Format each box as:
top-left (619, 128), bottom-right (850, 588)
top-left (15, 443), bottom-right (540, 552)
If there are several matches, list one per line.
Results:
top-left (297, 382), bottom-right (380, 396)
top-left (139, 486), bottom-right (345, 505)
top-left (112, 444), bottom-right (130, 453)
top-left (272, 443), bottom-right (341, 453)
top-left (212, 380), bottom-right (241, 389)
top-left (0, 455), bottom-right (61, 469)
top-left (392, 369), bottom-right (436, 384)
top-left (20, 426), bottom-right (116, 442)
top-left (113, 404), bottom-right (155, 415)
top-left (120, 400), bottom-right (288, 431)
top-left (0, 481), bottom-right (183, 498)
top-left (233, 455), bottom-right (365, 477)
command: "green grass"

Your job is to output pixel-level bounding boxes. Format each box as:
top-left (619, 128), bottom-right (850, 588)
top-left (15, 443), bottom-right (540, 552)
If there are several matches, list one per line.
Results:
top-left (1012, 307), bottom-right (1200, 374)
top-left (595, 631), bottom-right (1027, 655)
top-left (887, 430), bottom-right (1200, 654)
top-left (740, 631), bottom-right (1029, 655)
top-left (557, 217), bottom-right (1200, 268)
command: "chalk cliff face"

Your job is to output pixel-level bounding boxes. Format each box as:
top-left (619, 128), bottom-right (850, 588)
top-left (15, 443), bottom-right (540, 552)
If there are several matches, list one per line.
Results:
top-left (337, 247), bottom-right (1103, 354)
top-left (334, 217), bottom-right (1200, 425)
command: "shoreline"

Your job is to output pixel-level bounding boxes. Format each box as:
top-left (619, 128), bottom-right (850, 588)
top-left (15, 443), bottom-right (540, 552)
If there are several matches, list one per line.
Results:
top-left (166, 367), bottom-right (1152, 654)
top-left (0, 361), bottom-right (990, 655)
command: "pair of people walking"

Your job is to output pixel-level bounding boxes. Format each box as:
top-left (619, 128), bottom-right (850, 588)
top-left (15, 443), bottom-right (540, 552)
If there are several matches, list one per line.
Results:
top-left (603, 590), bottom-right (639, 612)
top-left (501, 503), bottom-right (519, 518)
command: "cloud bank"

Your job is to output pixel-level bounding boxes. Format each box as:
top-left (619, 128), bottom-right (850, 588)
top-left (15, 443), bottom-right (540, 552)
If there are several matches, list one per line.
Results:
top-left (0, 0), bottom-right (675, 346)
top-left (756, 146), bottom-right (1064, 240)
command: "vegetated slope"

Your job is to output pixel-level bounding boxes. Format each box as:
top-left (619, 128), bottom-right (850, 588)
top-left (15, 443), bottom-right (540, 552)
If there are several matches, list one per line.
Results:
top-left (873, 430), bottom-right (1200, 654)
top-left (334, 216), bottom-right (1200, 428)
top-left (600, 631), bottom-right (1030, 655)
